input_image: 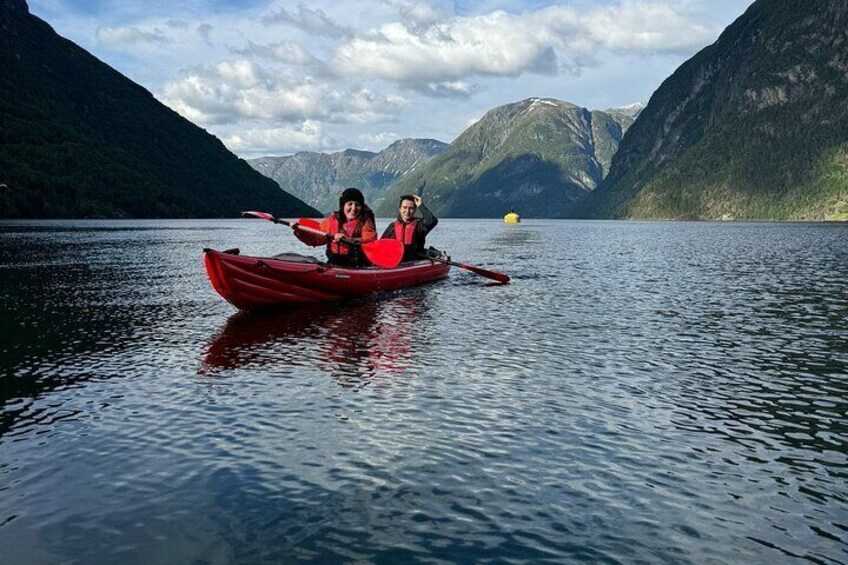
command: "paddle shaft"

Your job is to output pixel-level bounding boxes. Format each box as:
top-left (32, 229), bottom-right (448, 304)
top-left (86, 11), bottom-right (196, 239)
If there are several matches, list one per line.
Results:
top-left (422, 254), bottom-right (510, 284)
top-left (273, 218), bottom-right (362, 248)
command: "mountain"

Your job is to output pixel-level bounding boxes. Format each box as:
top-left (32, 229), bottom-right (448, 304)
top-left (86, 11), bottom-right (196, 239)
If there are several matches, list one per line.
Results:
top-left (0, 0), bottom-right (318, 219)
top-left (376, 98), bottom-right (637, 218)
top-left (574, 0), bottom-right (848, 220)
top-left (248, 138), bottom-right (447, 214)
top-left (605, 102), bottom-right (647, 121)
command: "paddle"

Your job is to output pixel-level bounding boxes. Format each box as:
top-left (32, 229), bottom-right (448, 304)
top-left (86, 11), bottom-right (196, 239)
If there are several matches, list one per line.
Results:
top-left (289, 217), bottom-right (325, 246)
top-left (242, 211), bottom-right (404, 268)
top-left (421, 250), bottom-right (510, 284)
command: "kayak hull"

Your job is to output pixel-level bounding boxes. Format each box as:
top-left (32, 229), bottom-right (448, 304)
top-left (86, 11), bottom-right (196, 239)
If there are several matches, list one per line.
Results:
top-left (204, 249), bottom-right (450, 310)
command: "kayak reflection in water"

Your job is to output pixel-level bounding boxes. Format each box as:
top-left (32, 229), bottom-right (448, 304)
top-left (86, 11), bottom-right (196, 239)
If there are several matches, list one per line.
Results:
top-left (381, 194), bottom-right (438, 262)
top-left (296, 187), bottom-right (377, 267)
top-left (199, 294), bottom-right (430, 387)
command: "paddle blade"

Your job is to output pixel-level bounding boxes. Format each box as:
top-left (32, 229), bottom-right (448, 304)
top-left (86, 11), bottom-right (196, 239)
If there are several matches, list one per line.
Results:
top-left (297, 218), bottom-right (322, 229)
top-left (242, 210), bottom-right (275, 222)
top-left (362, 239), bottom-right (404, 268)
top-left (459, 262), bottom-right (510, 284)
top-left (292, 218), bottom-right (327, 246)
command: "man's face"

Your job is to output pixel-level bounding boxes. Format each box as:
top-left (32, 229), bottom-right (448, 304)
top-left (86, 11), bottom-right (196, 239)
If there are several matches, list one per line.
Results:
top-left (399, 199), bottom-right (417, 222)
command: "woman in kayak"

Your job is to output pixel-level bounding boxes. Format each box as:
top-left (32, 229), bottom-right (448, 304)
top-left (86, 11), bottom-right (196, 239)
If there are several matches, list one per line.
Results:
top-left (315, 187), bottom-right (377, 267)
top-left (381, 194), bottom-right (438, 262)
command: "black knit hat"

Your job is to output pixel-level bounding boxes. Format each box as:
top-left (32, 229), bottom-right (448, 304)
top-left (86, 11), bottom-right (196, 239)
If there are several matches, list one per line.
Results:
top-left (339, 187), bottom-right (364, 210)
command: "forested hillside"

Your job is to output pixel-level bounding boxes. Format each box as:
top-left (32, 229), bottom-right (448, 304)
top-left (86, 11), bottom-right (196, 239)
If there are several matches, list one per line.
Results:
top-left (0, 0), bottom-right (318, 218)
top-left (574, 0), bottom-right (848, 220)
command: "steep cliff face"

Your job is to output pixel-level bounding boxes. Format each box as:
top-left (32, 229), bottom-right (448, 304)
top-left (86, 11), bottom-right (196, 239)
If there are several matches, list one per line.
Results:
top-left (249, 139), bottom-right (446, 214)
top-left (377, 99), bottom-right (636, 218)
top-left (0, 0), bottom-right (318, 218)
top-left (576, 0), bottom-right (848, 220)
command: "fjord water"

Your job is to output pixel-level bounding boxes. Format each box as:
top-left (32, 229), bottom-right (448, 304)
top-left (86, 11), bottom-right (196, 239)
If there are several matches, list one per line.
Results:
top-left (1, 219), bottom-right (846, 563)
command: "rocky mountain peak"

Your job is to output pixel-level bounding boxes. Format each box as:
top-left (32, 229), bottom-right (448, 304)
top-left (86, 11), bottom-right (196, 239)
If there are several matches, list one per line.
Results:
top-left (381, 138), bottom-right (446, 158)
top-left (524, 98), bottom-right (578, 110)
top-left (247, 138), bottom-right (447, 213)
top-left (606, 102), bottom-right (646, 118)
top-left (377, 97), bottom-right (638, 217)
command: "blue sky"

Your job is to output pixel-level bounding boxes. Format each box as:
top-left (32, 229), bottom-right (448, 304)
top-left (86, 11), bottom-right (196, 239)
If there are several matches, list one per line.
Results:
top-left (28, 0), bottom-right (754, 157)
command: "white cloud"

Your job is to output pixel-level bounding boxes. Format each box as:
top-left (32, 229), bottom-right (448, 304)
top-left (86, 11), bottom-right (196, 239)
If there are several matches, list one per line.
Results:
top-left (159, 59), bottom-right (408, 126)
top-left (391, 0), bottom-right (447, 29)
top-left (261, 4), bottom-right (352, 38)
top-left (582, 2), bottom-right (717, 52)
top-left (330, 14), bottom-right (555, 84)
top-left (232, 41), bottom-right (321, 67)
top-left (97, 25), bottom-right (169, 45)
top-left (223, 121), bottom-right (336, 156)
top-left (327, 2), bottom-right (719, 87)
top-left (406, 80), bottom-right (480, 99)
top-left (357, 130), bottom-right (404, 148)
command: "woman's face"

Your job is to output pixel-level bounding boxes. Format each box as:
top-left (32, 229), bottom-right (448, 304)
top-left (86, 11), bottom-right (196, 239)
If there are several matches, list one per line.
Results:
top-left (343, 200), bottom-right (361, 221)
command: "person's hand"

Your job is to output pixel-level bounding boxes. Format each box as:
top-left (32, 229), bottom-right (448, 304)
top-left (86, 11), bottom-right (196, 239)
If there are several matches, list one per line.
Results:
top-left (413, 195), bottom-right (422, 207)
top-left (333, 233), bottom-right (344, 242)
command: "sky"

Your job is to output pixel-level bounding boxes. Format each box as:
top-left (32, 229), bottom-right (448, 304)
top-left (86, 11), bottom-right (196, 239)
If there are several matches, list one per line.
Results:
top-left (27, 0), bottom-right (754, 158)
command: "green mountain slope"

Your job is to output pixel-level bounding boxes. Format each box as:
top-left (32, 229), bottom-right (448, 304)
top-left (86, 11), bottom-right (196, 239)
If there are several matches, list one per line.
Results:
top-left (377, 98), bottom-right (635, 218)
top-left (574, 0), bottom-right (848, 220)
top-left (0, 0), bottom-right (318, 218)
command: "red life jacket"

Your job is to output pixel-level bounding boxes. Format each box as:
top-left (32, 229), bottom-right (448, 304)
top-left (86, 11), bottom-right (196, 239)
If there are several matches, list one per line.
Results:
top-left (392, 219), bottom-right (418, 245)
top-left (326, 215), bottom-right (361, 256)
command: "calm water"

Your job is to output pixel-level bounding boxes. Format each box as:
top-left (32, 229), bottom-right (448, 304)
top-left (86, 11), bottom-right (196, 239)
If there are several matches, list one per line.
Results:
top-left (1, 219), bottom-right (846, 564)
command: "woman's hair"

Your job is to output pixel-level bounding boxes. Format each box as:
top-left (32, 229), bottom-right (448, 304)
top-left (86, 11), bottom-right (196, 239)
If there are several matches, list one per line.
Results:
top-left (338, 187), bottom-right (364, 210)
top-left (336, 187), bottom-right (371, 222)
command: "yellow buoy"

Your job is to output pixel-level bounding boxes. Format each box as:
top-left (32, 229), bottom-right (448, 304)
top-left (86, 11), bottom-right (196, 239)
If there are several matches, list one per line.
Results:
top-left (503, 211), bottom-right (521, 223)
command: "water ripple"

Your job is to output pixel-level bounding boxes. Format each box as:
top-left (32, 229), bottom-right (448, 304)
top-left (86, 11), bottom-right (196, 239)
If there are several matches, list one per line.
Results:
top-left (1, 219), bottom-right (846, 563)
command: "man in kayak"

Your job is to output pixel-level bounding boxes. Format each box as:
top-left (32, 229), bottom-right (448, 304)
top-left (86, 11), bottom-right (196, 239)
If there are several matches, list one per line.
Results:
top-left (297, 187), bottom-right (378, 267)
top-left (381, 194), bottom-right (438, 262)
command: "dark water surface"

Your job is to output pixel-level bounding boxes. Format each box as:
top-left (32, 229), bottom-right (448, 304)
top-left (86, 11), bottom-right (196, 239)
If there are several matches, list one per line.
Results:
top-left (1, 219), bottom-right (846, 564)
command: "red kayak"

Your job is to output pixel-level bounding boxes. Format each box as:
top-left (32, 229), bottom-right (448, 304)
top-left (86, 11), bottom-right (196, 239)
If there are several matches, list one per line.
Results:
top-left (204, 248), bottom-right (450, 310)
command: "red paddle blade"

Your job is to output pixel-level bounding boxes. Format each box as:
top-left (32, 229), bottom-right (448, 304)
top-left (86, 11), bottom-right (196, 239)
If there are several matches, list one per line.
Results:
top-left (292, 217), bottom-right (328, 246)
top-left (297, 218), bottom-right (321, 229)
top-left (293, 230), bottom-right (327, 247)
top-left (242, 210), bottom-right (275, 222)
top-left (362, 239), bottom-right (404, 268)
